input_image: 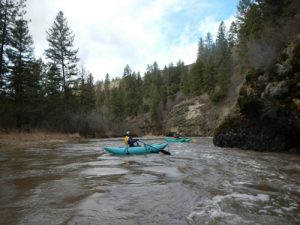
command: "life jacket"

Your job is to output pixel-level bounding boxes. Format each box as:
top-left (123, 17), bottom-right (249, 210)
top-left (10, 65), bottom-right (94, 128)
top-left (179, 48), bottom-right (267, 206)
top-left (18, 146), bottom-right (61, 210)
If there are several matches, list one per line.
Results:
top-left (124, 135), bottom-right (129, 145)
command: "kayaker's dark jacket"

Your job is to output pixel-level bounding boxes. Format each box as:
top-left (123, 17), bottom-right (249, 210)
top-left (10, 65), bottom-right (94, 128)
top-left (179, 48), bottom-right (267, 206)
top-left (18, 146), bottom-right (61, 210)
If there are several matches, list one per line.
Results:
top-left (124, 135), bottom-right (137, 147)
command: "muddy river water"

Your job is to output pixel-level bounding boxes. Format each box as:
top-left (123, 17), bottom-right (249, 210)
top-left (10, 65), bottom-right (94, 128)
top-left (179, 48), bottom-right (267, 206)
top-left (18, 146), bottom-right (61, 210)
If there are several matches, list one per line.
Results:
top-left (0, 138), bottom-right (299, 225)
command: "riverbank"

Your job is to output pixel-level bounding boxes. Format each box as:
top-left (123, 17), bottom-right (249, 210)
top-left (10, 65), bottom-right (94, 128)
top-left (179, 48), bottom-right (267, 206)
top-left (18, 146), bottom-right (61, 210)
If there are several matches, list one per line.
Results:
top-left (0, 131), bottom-right (82, 150)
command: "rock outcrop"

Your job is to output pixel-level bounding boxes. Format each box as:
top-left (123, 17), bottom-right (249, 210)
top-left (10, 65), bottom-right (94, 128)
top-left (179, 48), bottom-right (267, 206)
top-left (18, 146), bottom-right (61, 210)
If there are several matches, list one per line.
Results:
top-left (164, 95), bottom-right (234, 136)
top-left (213, 35), bottom-right (300, 152)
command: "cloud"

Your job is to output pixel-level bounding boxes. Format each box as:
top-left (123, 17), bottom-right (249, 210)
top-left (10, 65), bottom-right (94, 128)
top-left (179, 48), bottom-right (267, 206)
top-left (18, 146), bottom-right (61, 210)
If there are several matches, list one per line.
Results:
top-left (26, 0), bottom-right (238, 81)
top-left (197, 16), bottom-right (221, 38)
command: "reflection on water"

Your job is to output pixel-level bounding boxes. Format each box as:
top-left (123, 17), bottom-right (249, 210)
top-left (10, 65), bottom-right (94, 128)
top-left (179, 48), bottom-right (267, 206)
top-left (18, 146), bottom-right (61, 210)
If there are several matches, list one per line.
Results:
top-left (81, 167), bottom-right (129, 177)
top-left (0, 138), bottom-right (300, 225)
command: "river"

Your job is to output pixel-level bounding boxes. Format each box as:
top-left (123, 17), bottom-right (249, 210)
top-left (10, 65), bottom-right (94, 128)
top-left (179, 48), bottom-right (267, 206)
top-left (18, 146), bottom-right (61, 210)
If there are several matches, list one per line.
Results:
top-left (0, 138), bottom-right (299, 225)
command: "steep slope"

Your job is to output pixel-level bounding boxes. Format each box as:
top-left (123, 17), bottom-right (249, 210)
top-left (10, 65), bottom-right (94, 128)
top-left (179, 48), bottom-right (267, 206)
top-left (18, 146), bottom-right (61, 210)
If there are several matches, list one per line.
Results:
top-left (164, 66), bottom-right (244, 136)
top-left (213, 35), bottom-right (300, 152)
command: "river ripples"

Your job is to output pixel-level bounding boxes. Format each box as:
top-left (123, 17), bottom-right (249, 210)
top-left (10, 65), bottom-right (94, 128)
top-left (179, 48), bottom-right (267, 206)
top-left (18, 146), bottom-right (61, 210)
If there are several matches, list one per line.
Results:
top-left (0, 138), bottom-right (299, 225)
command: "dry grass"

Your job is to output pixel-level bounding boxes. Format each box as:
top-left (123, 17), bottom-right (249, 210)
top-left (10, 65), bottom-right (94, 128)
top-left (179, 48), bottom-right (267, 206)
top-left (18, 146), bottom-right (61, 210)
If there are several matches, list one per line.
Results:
top-left (0, 131), bottom-right (81, 150)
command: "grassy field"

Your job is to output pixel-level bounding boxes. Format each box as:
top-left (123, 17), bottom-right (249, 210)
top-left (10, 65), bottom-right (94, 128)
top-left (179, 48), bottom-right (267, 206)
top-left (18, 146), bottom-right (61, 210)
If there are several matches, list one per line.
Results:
top-left (0, 131), bottom-right (81, 150)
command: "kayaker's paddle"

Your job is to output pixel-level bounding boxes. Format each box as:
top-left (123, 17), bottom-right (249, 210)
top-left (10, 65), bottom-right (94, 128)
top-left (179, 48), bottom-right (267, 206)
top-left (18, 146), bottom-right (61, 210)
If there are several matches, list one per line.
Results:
top-left (138, 140), bottom-right (171, 155)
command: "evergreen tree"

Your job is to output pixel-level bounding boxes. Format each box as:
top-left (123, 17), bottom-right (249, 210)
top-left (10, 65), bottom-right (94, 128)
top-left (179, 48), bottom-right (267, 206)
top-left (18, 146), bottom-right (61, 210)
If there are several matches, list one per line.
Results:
top-left (165, 63), bottom-right (173, 97)
top-left (166, 62), bottom-right (181, 97)
top-left (104, 73), bottom-right (110, 98)
top-left (120, 65), bottom-right (142, 117)
top-left (142, 62), bottom-right (162, 112)
top-left (207, 22), bottom-right (231, 101)
top-left (237, 0), bottom-right (253, 20)
top-left (180, 66), bottom-right (191, 96)
top-left (96, 73), bottom-right (110, 107)
top-left (197, 37), bottom-right (205, 59)
top-left (135, 72), bottom-right (143, 106)
top-left (108, 87), bottom-right (124, 121)
top-left (95, 80), bottom-right (104, 110)
top-left (216, 21), bottom-right (228, 58)
top-left (190, 59), bottom-right (205, 96)
top-left (24, 59), bottom-right (45, 127)
top-left (44, 63), bottom-right (63, 119)
top-left (142, 64), bottom-right (153, 100)
top-left (0, 0), bottom-right (25, 92)
top-left (203, 32), bottom-right (215, 64)
top-left (122, 64), bottom-right (131, 77)
top-left (160, 66), bottom-right (168, 105)
top-left (189, 38), bottom-right (207, 96)
top-left (79, 67), bottom-right (95, 112)
top-left (6, 18), bottom-right (34, 128)
top-left (176, 60), bottom-right (185, 92)
top-left (149, 84), bottom-right (162, 130)
top-left (45, 11), bottom-right (79, 108)
top-left (236, 0), bottom-right (264, 40)
top-left (228, 21), bottom-right (238, 47)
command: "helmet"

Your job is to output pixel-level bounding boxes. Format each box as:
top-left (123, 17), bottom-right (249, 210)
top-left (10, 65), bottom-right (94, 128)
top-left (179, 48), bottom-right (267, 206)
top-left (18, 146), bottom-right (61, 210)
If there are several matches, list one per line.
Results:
top-left (126, 131), bottom-right (130, 135)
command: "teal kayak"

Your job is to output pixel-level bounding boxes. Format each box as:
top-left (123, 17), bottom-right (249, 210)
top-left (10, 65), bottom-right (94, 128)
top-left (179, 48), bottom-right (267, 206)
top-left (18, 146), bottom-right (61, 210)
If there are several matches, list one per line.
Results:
top-left (164, 137), bottom-right (192, 142)
top-left (104, 143), bottom-right (169, 155)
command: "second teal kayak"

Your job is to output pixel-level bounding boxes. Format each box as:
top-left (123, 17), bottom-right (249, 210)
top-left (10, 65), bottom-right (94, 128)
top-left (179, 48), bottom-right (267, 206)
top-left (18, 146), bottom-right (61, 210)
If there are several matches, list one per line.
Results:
top-left (164, 137), bottom-right (192, 142)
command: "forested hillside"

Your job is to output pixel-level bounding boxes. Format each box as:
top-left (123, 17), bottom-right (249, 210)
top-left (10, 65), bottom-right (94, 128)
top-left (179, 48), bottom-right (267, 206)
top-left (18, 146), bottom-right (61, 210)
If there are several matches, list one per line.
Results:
top-left (1, 0), bottom-right (299, 141)
top-left (214, 0), bottom-right (300, 152)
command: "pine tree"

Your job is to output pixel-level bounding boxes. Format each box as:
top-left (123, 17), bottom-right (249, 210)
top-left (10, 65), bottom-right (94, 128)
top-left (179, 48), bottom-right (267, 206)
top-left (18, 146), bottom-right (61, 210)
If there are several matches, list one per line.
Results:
top-left (104, 73), bottom-right (110, 98)
top-left (6, 18), bottom-right (34, 128)
top-left (79, 67), bottom-right (95, 112)
top-left (197, 37), bottom-right (205, 59)
top-left (24, 58), bottom-right (45, 127)
top-left (95, 80), bottom-right (103, 110)
top-left (216, 21), bottom-right (228, 59)
top-left (203, 32), bottom-right (215, 64)
top-left (180, 67), bottom-right (191, 96)
top-left (166, 62), bottom-right (175, 97)
top-left (142, 64), bottom-right (154, 100)
top-left (228, 21), bottom-right (238, 47)
top-left (108, 87), bottom-right (124, 121)
top-left (149, 84), bottom-right (162, 130)
top-left (45, 11), bottom-right (79, 108)
top-left (190, 59), bottom-right (205, 96)
top-left (158, 65), bottom-right (167, 103)
top-left (44, 63), bottom-right (63, 117)
top-left (0, 0), bottom-right (25, 91)
top-left (102, 73), bottom-right (111, 107)
top-left (189, 38), bottom-right (207, 96)
top-left (85, 72), bottom-right (95, 111)
top-left (166, 61), bottom-right (181, 97)
top-left (120, 65), bottom-right (142, 117)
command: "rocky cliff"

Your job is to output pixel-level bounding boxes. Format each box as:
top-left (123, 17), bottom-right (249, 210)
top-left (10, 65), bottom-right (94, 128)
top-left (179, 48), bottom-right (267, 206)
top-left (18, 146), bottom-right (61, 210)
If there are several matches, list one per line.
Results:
top-left (164, 65), bottom-right (243, 137)
top-left (213, 35), bottom-right (300, 152)
top-left (164, 95), bottom-right (224, 136)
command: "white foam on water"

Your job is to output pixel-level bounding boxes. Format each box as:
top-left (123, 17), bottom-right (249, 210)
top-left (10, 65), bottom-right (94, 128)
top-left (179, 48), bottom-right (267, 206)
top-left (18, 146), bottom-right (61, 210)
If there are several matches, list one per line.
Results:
top-left (273, 208), bottom-right (284, 215)
top-left (213, 192), bottom-right (270, 203)
top-left (282, 205), bottom-right (298, 212)
top-left (232, 181), bottom-right (248, 185)
top-left (200, 153), bottom-right (215, 159)
top-left (187, 192), bottom-right (271, 225)
top-left (81, 167), bottom-right (128, 177)
top-left (187, 199), bottom-right (253, 225)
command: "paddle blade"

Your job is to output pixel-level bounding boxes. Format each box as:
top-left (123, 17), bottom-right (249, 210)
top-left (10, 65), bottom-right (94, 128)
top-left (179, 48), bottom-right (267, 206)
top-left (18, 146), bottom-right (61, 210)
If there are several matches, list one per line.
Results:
top-left (159, 149), bottom-right (171, 155)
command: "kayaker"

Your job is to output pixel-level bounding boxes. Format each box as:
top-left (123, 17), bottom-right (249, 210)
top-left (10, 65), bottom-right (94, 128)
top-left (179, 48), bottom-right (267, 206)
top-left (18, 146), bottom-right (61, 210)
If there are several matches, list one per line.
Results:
top-left (124, 131), bottom-right (139, 147)
top-left (173, 132), bottom-right (181, 139)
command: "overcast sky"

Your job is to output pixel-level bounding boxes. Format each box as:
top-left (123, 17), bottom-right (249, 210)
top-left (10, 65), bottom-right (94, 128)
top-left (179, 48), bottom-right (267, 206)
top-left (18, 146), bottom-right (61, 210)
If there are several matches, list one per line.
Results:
top-left (26, 0), bottom-right (239, 81)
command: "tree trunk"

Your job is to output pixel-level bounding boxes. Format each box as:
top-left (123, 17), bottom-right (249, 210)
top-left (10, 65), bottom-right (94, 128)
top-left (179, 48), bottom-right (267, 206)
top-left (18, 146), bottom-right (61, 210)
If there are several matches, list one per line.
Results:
top-left (0, 0), bottom-right (8, 76)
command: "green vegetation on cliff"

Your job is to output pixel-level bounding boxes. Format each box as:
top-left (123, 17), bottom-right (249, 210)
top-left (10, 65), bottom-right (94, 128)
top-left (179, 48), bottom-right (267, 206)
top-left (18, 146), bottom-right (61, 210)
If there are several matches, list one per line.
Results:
top-left (213, 0), bottom-right (300, 152)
